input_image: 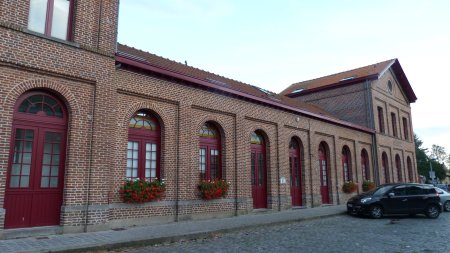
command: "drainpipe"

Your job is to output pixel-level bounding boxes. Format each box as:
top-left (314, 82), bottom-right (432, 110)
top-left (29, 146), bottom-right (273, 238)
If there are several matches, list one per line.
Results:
top-left (96, 0), bottom-right (103, 50)
top-left (308, 119), bottom-right (313, 207)
top-left (276, 125), bottom-right (281, 211)
top-left (84, 80), bottom-right (97, 232)
top-left (175, 103), bottom-right (180, 222)
top-left (234, 116), bottom-right (238, 216)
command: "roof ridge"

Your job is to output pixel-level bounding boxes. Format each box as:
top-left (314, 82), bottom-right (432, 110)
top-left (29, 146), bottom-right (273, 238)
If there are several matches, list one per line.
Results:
top-left (291, 58), bottom-right (396, 86)
top-left (117, 43), bottom-right (256, 88)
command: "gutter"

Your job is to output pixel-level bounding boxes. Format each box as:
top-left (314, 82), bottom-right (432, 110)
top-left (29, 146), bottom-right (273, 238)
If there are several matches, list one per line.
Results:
top-left (115, 55), bottom-right (374, 135)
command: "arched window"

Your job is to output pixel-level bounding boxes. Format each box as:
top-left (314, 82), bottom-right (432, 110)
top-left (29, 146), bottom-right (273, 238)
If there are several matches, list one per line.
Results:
top-left (382, 152), bottom-right (390, 183)
top-left (342, 146), bottom-right (352, 182)
top-left (289, 137), bottom-right (303, 206)
top-left (395, 155), bottom-right (402, 182)
top-left (319, 142), bottom-right (330, 204)
top-left (199, 122), bottom-right (221, 180)
top-left (5, 91), bottom-right (68, 228)
top-left (361, 149), bottom-right (370, 181)
top-left (251, 131), bottom-right (267, 209)
top-left (127, 110), bottom-right (160, 181)
top-left (407, 156), bottom-right (413, 182)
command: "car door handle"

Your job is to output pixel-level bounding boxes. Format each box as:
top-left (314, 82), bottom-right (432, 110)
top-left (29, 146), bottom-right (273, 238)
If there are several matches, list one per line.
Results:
top-left (402, 199), bottom-right (408, 202)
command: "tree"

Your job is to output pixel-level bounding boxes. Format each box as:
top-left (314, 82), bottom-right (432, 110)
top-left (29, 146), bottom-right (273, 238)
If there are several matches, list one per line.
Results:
top-left (431, 144), bottom-right (447, 163)
top-left (415, 134), bottom-right (429, 179)
top-left (415, 134), bottom-right (447, 182)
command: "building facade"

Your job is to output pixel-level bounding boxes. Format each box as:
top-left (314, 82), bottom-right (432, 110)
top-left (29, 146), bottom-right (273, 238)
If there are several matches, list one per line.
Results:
top-left (0, 1), bottom-right (417, 237)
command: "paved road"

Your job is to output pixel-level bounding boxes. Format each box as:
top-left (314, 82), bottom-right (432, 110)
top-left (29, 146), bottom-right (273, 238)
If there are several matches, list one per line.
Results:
top-left (108, 213), bottom-right (449, 253)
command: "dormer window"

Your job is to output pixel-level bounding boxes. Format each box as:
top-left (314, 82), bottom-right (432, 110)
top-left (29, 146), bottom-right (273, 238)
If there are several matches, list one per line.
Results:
top-left (28, 0), bottom-right (73, 41)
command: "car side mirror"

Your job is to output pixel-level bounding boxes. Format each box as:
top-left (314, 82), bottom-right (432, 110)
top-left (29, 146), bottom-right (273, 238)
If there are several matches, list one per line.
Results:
top-left (388, 192), bottom-right (395, 198)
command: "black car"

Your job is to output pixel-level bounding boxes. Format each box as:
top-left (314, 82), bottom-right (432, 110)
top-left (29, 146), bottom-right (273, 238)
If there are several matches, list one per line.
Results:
top-left (347, 183), bottom-right (442, 219)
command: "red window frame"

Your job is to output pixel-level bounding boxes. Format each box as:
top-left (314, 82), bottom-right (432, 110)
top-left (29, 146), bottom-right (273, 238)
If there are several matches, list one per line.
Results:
top-left (342, 146), bottom-right (352, 182)
top-left (391, 113), bottom-right (398, 137)
top-left (382, 152), bottom-right (390, 183)
top-left (127, 111), bottom-right (160, 181)
top-left (402, 117), bottom-right (409, 141)
top-left (361, 149), bottom-right (370, 181)
top-left (28, 0), bottom-right (74, 40)
top-left (377, 107), bottom-right (385, 133)
top-left (199, 122), bottom-right (221, 180)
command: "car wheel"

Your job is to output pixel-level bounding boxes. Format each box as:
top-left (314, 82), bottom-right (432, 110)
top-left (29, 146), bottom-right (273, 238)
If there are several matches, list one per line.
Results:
top-left (425, 205), bottom-right (440, 219)
top-left (444, 201), bottom-right (450, 212)
top-left (369, 205), bottom-right (383, 219)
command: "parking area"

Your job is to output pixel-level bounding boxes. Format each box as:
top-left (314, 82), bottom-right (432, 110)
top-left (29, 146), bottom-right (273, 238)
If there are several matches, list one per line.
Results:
top-left (112, 213), bottom-right (450, 253)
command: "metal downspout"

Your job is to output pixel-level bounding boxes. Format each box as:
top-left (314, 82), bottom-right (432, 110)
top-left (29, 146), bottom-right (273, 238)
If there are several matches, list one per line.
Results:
top-left (308, 119), bottom-right (313, 207)
top-left (84, 80), bottom-right (97, 232)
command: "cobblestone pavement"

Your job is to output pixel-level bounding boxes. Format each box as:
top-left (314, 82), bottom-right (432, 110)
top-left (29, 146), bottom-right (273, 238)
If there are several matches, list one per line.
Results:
top-left (109, 213), bottom-right (449, 253)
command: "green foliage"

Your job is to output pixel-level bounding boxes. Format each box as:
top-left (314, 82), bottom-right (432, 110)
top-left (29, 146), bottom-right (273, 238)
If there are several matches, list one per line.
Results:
top-left (415, 134), bottom-right (448, 181)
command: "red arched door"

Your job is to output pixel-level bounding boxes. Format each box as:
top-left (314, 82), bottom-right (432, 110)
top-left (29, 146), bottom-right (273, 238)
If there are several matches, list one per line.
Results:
top-left (289, 138), bottom-right (302, 206)
top-left (5, 91), bottom-right (67, 228)
top-left (251, 132), bottom-right (267, 209)
top-left (319, 143), bottom-right (330, 204)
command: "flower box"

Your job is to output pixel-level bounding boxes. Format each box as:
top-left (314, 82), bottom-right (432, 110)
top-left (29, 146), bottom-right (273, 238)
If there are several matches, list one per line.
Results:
top-left (198, 179), bottom-right (230, 200)
top-left (342, 181), bottom-right (357, 193)
top-left (119, 178), bottom-right (165, 203)
top-left (362, 180), bottom-right (376, 192)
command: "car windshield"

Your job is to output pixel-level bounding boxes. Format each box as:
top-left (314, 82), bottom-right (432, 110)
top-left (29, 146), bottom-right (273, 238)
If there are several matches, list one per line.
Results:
top-left (372, 185), bottom-right (393, 197)
top-left (435, 187), bottom-right (448, 194)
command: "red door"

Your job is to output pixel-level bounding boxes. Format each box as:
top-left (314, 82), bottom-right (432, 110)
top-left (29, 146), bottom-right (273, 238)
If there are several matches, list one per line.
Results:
top-left (289, 140), bottom-right (302, 206)
top-left (5, 92), bottom-right (67, 229)
top-left (251, 144), bottom-right (267, 208)
top-left (319, 145), bottom-right (330, 204)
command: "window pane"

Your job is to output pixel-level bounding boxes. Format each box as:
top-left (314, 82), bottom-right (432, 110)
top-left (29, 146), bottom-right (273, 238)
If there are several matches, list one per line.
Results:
top-left (51, 166), bottom-right (59, 176)
top-left (51, 0), bottom-right (70, 40)
top-left (52, 154), bottom-right (60, 165)
top-left (28, 0), bottom-right (48, 34)
top-left (10, 176), bottom-right (20, 188)
top-left (50, 177), bottom-right (58, 187)
top-left (22, 165), bottom-right (31, 175)
top-left (43, 154), bottom-right (51, 164)
top-left (43, 104), bottom-right (54, 116)
top-left (151, 168), bottom-right (156, 178)
top-left (20, 176), bottom-right (30, 187)
top-left (12, 164), bottom-right (21, 175)
top-left (41, 177), bottom-right (49, 188)
top-left (23, 153), bottom-right (32, 164)
top-left (42, 165), bottom-right (50, 176)
top-left (25, 141), bottom-right (33, 152)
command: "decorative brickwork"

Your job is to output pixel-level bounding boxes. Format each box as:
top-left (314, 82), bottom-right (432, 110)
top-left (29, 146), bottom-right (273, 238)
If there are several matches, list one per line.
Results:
top-left (0, 0), bottom-right (418, 236)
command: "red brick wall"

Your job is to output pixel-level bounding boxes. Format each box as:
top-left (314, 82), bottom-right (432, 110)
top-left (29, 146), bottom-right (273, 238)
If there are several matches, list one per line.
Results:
top-left (291, 83), bottom-right (371, 128)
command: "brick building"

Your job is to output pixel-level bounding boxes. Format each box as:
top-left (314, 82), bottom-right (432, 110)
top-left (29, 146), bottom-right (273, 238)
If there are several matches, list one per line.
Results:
top-left (0, 1), bottom-right (417, 237)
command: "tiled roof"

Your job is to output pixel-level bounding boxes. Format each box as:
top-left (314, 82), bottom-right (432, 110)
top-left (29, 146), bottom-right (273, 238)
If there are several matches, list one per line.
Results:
top-left (280, 59), bottom-right (417, 103)
top-left (115, 44), bottom-right (374, 133)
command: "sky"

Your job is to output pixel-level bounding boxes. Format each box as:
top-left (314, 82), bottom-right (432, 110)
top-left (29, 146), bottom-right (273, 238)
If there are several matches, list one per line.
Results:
top-left (117, 0), bottom-right (450, 156)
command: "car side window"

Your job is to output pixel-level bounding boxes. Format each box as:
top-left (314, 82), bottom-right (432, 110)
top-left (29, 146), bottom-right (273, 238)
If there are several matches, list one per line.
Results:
top-left (407, 186), bottom-right (424, 195)
top-left (392, 185), bottom-right (407, 196)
